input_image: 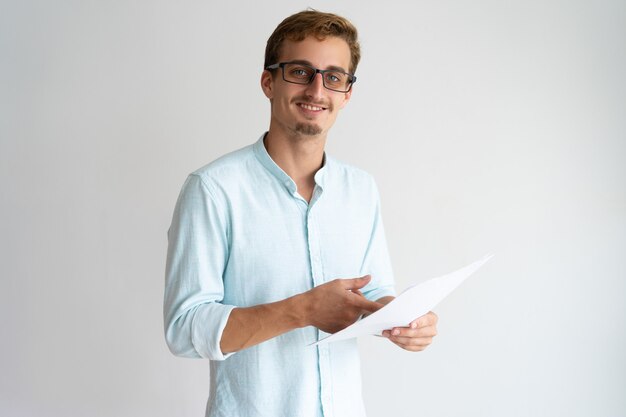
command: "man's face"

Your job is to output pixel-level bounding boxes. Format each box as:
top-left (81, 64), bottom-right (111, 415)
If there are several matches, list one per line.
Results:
top-left (261, 36), bottom-right (353, 139)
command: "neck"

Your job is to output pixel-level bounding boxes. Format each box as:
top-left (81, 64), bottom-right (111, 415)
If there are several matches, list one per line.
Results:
top-left (263, 127), bottom-right (326, 185)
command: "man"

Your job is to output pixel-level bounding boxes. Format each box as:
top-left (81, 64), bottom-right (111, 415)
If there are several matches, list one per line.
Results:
top-left (164, 10), bottom-right (438, 417)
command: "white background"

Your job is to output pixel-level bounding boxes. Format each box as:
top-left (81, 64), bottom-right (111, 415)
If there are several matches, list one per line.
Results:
top-left (1, 1), bottom-right (624, 416)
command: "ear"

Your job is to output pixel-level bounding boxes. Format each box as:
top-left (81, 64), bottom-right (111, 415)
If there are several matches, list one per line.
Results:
top-left (338, 88), bottom-right (352, 110)
top-left (260, 70), bottom-right (274, 99)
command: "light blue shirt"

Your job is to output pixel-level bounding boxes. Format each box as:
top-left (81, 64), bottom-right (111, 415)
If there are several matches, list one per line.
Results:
top-left (164, 134), bottom-right (395, 417)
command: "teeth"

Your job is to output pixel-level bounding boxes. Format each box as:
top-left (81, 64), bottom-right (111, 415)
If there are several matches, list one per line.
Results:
top-left (300, 103), bottom-right (323, 111)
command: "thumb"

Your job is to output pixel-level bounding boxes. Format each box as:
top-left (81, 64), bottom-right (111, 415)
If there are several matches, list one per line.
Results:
top-left (341, 275), bottom-right (371, 290)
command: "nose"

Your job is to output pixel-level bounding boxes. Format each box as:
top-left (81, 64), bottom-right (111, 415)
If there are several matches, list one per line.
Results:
top-left (304, 71), bottom-right (325, 98)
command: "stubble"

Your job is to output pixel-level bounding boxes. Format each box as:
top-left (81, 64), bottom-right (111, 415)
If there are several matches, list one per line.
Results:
top-left (294, 122), bottom-right (323, 136)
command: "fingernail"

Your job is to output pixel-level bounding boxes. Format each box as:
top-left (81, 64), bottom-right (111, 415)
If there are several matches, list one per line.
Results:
top-left (392, 329), bottom-right (400, 336)
top-left (411, 322), bottom-right (417, 329)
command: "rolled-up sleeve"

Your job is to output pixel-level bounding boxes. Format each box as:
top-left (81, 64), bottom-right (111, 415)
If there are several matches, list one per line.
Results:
top-left (164, 174), bottom-right (235, 361)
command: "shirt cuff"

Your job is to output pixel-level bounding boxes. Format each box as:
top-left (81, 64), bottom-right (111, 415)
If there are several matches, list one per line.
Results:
top-left (362, 285), bottom-right (396, 302)
top-left (191, 302), bottom-right (237, 361)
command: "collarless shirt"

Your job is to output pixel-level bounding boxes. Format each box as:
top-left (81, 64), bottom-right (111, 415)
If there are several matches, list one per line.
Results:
top-left (164, 134), bottom-right (395, 417)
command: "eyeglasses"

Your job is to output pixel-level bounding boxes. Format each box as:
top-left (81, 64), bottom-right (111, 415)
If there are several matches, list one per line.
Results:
top-left (265, 62), bottom-right (357, 93)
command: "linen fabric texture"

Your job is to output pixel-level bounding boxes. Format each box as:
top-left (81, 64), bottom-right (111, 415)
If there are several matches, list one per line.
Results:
top-left (164, 134), bottom-right (396, 417)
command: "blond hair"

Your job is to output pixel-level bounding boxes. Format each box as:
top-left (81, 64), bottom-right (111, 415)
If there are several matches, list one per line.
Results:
top-left (264, 10), bottom-right (361, 74)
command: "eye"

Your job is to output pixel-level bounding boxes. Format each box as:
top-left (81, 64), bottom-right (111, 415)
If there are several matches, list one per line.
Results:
top-left (325, 72), bottom-right (345, 85)
top-left (289, 66), bottom-right (313, 79)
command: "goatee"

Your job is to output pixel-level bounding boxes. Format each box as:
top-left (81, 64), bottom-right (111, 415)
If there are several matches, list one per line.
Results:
top-left (295, 122), bottom-right (322, 136)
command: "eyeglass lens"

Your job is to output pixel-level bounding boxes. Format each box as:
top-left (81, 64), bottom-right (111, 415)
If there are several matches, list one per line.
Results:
top-left (282, 63), bottom-right (353, 92)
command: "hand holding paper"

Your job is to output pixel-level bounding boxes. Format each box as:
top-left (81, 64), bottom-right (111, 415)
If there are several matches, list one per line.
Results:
top-left (381, 310), bottom-right (439, 352)
top-left (313, 254), bottom-right (493, 346)
top-left (303, 274), bottom-right (385, 334)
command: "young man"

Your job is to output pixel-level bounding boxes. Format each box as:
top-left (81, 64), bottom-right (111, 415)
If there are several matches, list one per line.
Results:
top-left (164, 10), bottom-right (438, 417)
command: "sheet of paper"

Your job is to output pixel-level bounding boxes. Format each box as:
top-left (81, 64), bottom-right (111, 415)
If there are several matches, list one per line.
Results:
top-left (312, 254), bottom-right (494, 346)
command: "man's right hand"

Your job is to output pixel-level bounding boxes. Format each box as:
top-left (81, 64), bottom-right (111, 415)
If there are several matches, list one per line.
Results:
top-left (301, 275), bottom-right (384, 334)
top-left (220, 275), bottom-right (384, 354)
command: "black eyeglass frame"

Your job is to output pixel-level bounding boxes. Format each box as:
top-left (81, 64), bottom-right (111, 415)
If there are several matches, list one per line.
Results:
top-left (265, 62), bottom-right (357, 93)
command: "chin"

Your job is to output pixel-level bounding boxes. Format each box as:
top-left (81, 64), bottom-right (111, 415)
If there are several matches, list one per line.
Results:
top-left (295, 122), bottom-right (323, 136)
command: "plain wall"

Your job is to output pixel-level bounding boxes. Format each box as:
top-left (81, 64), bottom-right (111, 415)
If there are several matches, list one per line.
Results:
top-left (1, 1), bottom-right (624, 416)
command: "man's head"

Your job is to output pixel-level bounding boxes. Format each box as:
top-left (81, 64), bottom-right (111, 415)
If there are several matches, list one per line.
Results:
top-left (262, 10), bottom-right (360, 139)
top-left (264, 10), bottom-right (361, 75)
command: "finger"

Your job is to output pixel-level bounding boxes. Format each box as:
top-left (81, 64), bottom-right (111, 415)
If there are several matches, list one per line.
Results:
top-left (389, 335), bottom-right (434, 347)
top-left (340, 275), bottom-right (371, 290)
top-left (388, 326), bottom-right (437, 338)
top-left (385, 333), bottom-right (434, 349)
top-left (352, 296), bottom-right (384, 313)
top-left (411, 311), bottom-right (438, 328)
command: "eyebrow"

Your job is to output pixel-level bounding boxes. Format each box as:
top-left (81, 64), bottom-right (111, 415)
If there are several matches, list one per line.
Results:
top-left (287, 59), bottom-right (349, 73)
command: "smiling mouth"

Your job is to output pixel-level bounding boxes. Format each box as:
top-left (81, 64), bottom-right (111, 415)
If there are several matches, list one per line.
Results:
top-left (297, 103), bottom-right (327, 111)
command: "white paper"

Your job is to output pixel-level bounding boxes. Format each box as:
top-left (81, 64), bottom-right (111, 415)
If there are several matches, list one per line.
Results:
top-left (312, 254), bottom-right (494, 346)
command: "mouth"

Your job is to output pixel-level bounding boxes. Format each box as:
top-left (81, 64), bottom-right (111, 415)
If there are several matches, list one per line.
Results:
top-left (296, 102), bottom-right (327, 112)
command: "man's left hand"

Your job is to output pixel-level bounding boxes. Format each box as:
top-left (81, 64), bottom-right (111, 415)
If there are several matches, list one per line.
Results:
top-left (382, 311), bottom-right (438, 352)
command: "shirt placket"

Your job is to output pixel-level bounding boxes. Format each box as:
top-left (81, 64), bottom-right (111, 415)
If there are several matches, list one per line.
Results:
top-left (306, 186), bottom-right (333, 417)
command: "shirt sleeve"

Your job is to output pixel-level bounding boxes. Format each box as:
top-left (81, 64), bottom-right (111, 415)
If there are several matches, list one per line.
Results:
top-left (163, 173), bottom-right (236, 361)
top-left (360, 179), bottom-right (397, 302)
